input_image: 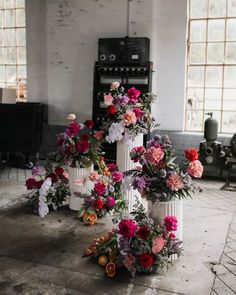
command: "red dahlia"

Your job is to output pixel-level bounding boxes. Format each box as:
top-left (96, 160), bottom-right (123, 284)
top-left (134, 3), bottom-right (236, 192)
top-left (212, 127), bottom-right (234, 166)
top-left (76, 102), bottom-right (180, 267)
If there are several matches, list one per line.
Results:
top-left (46, 172), bottom-right (58, 183)
top-left (184, 148), bottom-right (199, 162)
top-left (54, 167), bottom-right (64, 176)
top-left (136, 225), bottom-right (150, 240)
top-left (93, 198), bottom-right (104, 210)
top-left (138, 253), bottom-right (154, 268)
top-left (106, 105), bottom-right (117, 116)
top-left (76, 140), bottom-right (89, 153)
top-left (84, 120), bottom-right (94, 129)
top-left (25, 178), bottom-right (37, 190)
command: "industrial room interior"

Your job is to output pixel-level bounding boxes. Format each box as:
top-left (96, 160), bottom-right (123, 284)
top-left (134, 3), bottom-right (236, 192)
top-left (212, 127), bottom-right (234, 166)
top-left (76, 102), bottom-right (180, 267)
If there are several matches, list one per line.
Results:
top-left (0, 0), bottom-right (236, 294)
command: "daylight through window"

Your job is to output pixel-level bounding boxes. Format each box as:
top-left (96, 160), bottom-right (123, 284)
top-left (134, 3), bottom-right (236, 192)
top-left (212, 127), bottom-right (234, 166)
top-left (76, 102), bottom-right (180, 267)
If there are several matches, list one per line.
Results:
top-left (186, 0), bottom-right (236, 133)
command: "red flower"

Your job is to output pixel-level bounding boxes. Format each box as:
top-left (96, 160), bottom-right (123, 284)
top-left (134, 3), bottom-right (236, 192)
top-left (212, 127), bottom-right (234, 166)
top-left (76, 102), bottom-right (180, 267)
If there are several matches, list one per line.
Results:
top-left (46, 172), bottom-right (58, 183)
top-left (25, 178), bottom-right (37, 190)
top-left (93, 198), bottom-right (104, 210)
top-left (56, 134), bottom-right (64, 146)
top-left (35, 180), bottom-right (43, 189)
top-left (138, 253), bottom-right (154, 268)
top-left (94, 130), bottom-right (104, 140)
top-left (94, 182), bottom-right (106, 195)
top-left (82, 134), bottom-right (90, 141)
top-left (84, 120), bottom-right (94, 129)
top-left (127, 87), bottom-right (141, 104)
top-left (112, 171), bottom-right (122, 182)
top-left (136, 225), bottom-right (150, 240)
top-left (54, 167), bottom-right (64, 176)
top-left (132, 107), bottom-right (142, 118)
top-left (106, 163), bottom-right (116, 172)
top-left (106, 105), bottom-right (117, 116)
top-left (76, 140), bottom-right (89, 153)
top-left (65, 122), bottom-right (80, 136)
top-left (64, 144), bottom-right (75, 155)
top-left (118, 219), bottom-right (137, 238)
top-left (184, 148), bottom-right (198, 162)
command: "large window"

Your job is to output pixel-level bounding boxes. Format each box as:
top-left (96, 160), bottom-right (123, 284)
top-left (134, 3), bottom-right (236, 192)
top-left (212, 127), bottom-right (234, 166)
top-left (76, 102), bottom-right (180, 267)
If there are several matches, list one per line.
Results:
top-left (0, 0), bottom-right (27, 100)
top-left (186, 0), bottom-right (236, 133)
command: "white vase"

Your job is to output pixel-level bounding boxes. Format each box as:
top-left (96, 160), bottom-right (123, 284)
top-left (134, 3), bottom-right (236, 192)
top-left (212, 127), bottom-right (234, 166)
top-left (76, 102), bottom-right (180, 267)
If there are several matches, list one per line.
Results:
top-left (67, 165), bottom-right (94, 211)
top-left (116, 134), bottom-right (147, 213)
top-left (148, 199), bottom-right (183, 241)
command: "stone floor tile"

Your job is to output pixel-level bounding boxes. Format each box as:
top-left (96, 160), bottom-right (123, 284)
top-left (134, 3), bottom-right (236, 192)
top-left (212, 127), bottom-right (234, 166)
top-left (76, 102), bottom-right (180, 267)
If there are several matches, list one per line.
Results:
top-left (226, 241), bottom-right (236, 252)
top-left (221, 262), bottom-right (236, 274)
top-left (224, 252), bottom-right (236, 262)
top-left (213, 277), bottom-right (236, 295)
top-left (215, 273), bottom-right (236, 292)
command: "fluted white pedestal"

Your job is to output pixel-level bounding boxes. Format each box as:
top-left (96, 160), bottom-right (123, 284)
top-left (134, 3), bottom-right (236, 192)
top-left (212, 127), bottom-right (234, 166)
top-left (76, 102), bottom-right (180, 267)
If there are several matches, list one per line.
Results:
top-left (68, 165), bottom-right (93, 211)
top-left (116, 134), bottom-right (147, 212)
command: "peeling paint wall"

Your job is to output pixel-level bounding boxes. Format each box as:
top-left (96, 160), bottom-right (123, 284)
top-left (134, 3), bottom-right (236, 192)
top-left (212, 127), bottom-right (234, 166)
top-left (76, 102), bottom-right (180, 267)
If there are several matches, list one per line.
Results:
top-left (26, 0), bottom-right (187, 131)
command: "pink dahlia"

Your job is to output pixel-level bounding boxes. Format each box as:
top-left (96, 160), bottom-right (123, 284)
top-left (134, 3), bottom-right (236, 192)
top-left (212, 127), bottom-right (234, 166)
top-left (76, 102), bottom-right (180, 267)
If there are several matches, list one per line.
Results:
top-left (132, 107), bottom-right (142, 118)
top-left (106, 196), bottom-right (115, 209)
top-left (122, 110), bottom-right (137, 126)
top-left (104, 94), bottom-right (113, 106)
top-left (94, 182), bottom-right (106, 195)
top-left (187, 160), bottom-right (203, 178)
top-left (65, 122), bottom-right (80, 136)
top-left (144, 146), bottom-right (164, 165)
top-left (127, 87), bottom-right (141, 104)
top-left (152, 236), bottom-right (166, 254)
top-left (166, 173), bottom-right (184, 191)
top-left (164, 216), bottom-right (178, 232)
top-left (118, 218), bottom-right (137, 238)
top-left (112, 171), bottom-right (122, 183)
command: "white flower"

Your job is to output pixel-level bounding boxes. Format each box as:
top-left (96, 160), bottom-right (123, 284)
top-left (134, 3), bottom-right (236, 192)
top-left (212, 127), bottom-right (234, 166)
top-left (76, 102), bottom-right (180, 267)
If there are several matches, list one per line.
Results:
top-left (39, 178), bottom-right (52, 196)
top-left (38, 202), bottom-right (49, 218)
top-left (110, 81), bottom-right (120, 90)
top-left (39, 195), bottom-right (47, 202)
top-left (106, 122), bottom-right (125, 143)
top-left (66, 113), bottom-right (76, 121)
top-left (122, 175), bottom-right (132, 192)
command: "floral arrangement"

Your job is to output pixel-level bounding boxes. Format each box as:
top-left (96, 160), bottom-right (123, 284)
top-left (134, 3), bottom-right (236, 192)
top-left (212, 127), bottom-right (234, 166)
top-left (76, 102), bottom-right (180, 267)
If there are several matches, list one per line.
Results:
top-left (78, 158), bottom-right (126, 225)
top-left (25, 165), bottom-right (70, 217)
top-left (56, 114), bottom-right (104, 168)
top-left (83, 202), bottom-right (182, 277)
top-left (103, 82), bottom-right (156, 144)
top-left (127, 134), bottom-right (203, 202)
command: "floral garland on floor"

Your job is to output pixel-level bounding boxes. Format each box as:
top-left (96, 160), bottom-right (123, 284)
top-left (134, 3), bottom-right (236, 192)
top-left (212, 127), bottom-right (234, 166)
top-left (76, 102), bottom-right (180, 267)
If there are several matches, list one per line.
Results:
top-left (83, 201), bottom-right (182, 277)
top-left (78, 158), bottom-right (127, 225)
top-left (102, 82), bottom-right (157, 144)
top-left (126, 134), bottom-right (204, 202)
top-left (25, 165), bottom-right (70, 217)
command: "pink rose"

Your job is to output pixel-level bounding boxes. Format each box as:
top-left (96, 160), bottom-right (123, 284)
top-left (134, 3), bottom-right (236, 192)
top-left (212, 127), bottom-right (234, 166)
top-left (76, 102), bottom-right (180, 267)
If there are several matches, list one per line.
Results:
top-left (187, 160), bottom-right (203, 178)
top-left (144, 146), bottom-right (164, 165)
top-left (122, 110), bottom-right (137, 126)
top-left (112, 171), bottom-right (122, 182)
top-left (110, 81), bottom-right (120, 90)
top-left (123, 255), bottom-right (135, 271)
top-left (166, 173), bottom-right (184, 191)
top-left (152, 236), bottom-right (166, 254)
top-left (66, 113), bottom-right (76, 121)
top-left (132, 107), bottom-right (142, 119)
top-left (104, 94), bottom-right (113, 106)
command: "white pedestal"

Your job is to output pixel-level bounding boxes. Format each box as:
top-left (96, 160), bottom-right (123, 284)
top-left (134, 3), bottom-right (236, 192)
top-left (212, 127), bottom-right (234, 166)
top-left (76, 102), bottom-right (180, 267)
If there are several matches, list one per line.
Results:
top-left (116, 134), bottom-right (147, 212)
top-left (67, 165), bottom-right (93, 211)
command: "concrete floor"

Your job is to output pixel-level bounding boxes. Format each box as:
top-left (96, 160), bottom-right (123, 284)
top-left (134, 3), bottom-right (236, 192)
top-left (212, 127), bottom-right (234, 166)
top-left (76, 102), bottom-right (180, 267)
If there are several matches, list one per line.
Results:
top-left (0, 166), bottom-right (236, 295)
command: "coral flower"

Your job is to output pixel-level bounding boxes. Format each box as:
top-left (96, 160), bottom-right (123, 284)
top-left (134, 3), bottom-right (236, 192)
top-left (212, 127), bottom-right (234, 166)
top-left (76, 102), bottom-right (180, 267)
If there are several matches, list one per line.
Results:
top-left (187, 160), bottom-right (204, 178)
top-left (152, 236), bottom-right (166, 254)
top-left (184, 148), bottom-right (199, 161)
top-left (122, 110), bottom-right (137, 126)
top-left (144, 146), bottom-right (164, 165)
top-left (89, 171), bottom-right (100, 182)
top-left (166, 173), bottom-right (184, 191)
top-left (118, 218), bottom-right (137, 238)
top-left (138, 253), bottom-right (154, 268)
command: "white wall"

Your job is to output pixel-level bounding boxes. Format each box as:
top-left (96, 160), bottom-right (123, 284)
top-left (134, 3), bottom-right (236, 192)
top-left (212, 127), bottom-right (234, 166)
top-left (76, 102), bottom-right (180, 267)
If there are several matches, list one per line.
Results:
top-left (26, 0), bottom-right (188, 130)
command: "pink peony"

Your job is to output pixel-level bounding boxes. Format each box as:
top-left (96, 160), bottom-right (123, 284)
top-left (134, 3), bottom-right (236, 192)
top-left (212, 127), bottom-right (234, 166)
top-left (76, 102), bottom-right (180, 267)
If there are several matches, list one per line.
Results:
top-left (166, 173), bottom-right (184, 191)
top-left (104, 94), bottom-right (113, 106)
top-left (112, 171), bottom-right (122, 182)
top-left (152, 236), bottom-right (166, 254)
top-left (76, 140), bottom-right (89, 153)
top-left (132, 107), bottom-right (142, 118)
top-left (164, 216), bottom-right (178, 232)
top-left (144, 146), bottom-right (164, 165)
top-left (122, 110), bottom-right (137, 126)
top-left (118, 218), bottom-right (137, 238)
top-left (123, 255), bottom-right (136, 271)
top-left (106, 196), bottom-right (115, 208)
top-left (127, 87), bottom-right (141, 104)
top-left (187, 160), bottom-right (203, 178)
top-left (65, 122), bottom-right (80, 136)
top-left (94, 182), bottom-right (106, 195)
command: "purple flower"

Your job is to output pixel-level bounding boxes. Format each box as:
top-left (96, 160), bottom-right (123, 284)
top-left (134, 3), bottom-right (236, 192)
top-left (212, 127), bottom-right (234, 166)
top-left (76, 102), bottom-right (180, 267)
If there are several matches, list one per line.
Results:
top-left (132, 176), bottom-right (150, 193)
top-left (119, 236), bottom-right (130, 251)
top-left (32, 165), bottom-right (43, 177)
top-left (114, 95), bottom-right (129, 106)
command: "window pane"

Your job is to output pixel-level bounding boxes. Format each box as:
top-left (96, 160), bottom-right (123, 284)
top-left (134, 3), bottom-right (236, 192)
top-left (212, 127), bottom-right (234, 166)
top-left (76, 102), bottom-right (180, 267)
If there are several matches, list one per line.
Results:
top-left (0, 11), bottom-right (3, 28)
top-left (186, 88), bottom-right (204, 109)
top-left (5, 28), bottom-right (16, 46)
top-left (17, 46), bottom-right (26, 64)
top-left (223, 89), bottom-right (236, 111)
top-left (226, 19), bottom-right (236, 41)
top-left (16, 0), bottom-right (25, 8)
top-left (4, 0), bottom-right (15, 9)
top-left (207, 43), bottom-right (224, 64)
top-left (0, 65), bottom-right (5, 81)
top-left (209, 0), bottom-right (226, 17)
top-left (186, 109), bottom-right (203, 131)
top-left (0, 0), bottom-right (3, 9)
top-left (4, 9), bottom-right (15, 27)
top-left (205, 66), bottom-right (223, 87)
top-left (16, 9), bottom-right (25, 27)
top-left (17, 65), bottom-right (26, 78)
top-left (5, 65), bottom-right (16, 83)
top-left (16, 28), bottom-right (25, 46)
top-left (189, 43), bottom-right (206, 64)
top-left (188, 66), bottom-right (205, 87)
top-left (190, 20), bottom-right (207, 42)
top-left (222, 112), bottom-right (236, 133)
top-left (6, 47), bottom-right (16, 64)
top-left (225, 43), bottom-right (236, 64)
top-left (0, 47), bottom-right (4, 64)
top-left (208, 20), bottom-right (225, 42)
top-left (224, 66), bottom-right (236, 87)
top-left (228, 0), bottom-right (236, 17)
top-left (205, 89), bottom-right (222, 110)
top-left (0, 29), bottom-right (3, 46)
top-left (190, 0), bottom-right (208, 18)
